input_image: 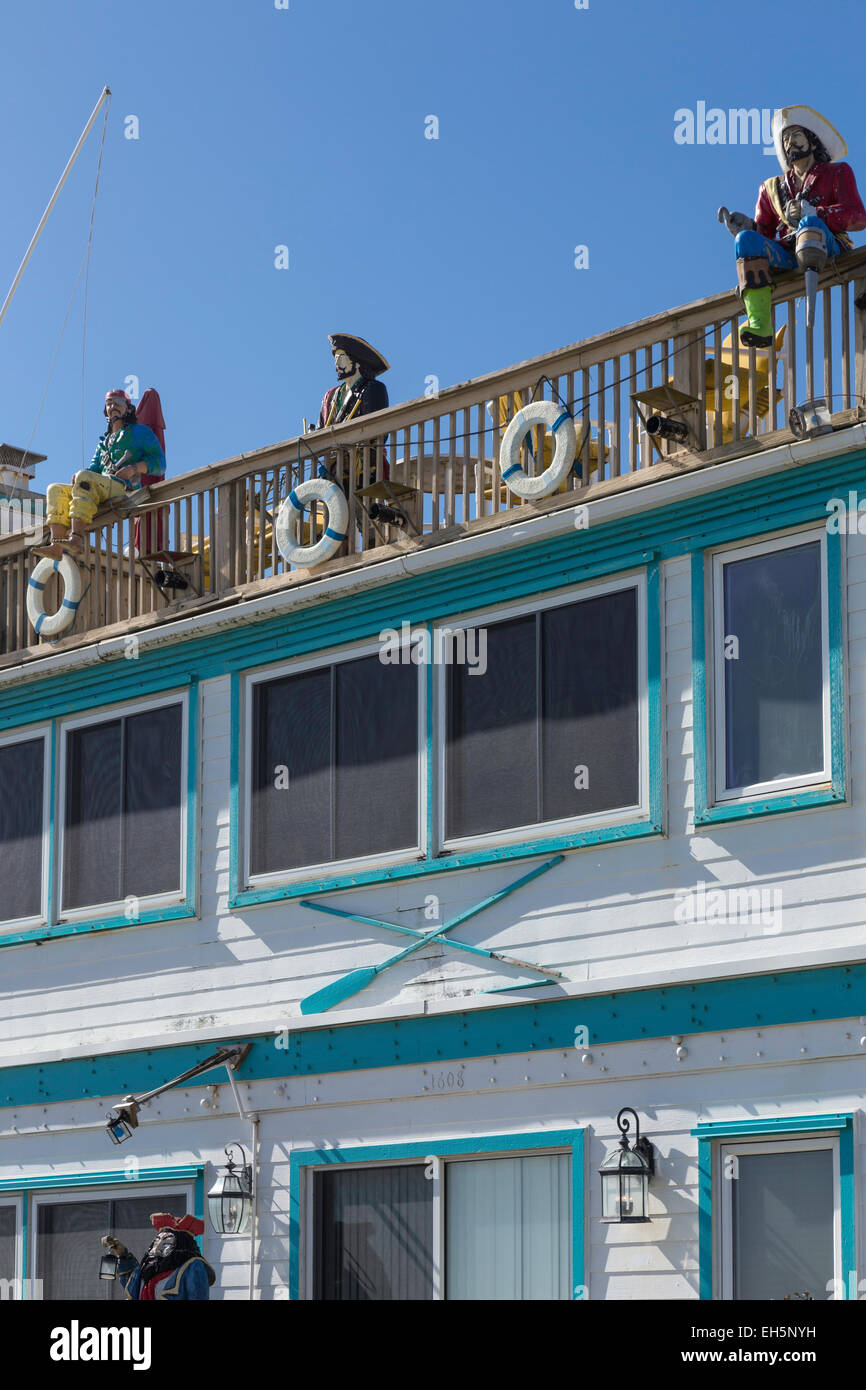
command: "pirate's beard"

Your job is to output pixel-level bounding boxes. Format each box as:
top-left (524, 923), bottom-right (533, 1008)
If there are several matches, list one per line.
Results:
top-left (138, 1229), bottom-right (199, 1284)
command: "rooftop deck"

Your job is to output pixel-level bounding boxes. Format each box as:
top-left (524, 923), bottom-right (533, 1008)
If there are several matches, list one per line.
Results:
top-left (3, 250), bottom-right (866, 667)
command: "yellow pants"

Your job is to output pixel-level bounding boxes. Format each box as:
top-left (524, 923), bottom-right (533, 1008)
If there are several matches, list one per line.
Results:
top-left (46, 471), bottom-right (130, 527)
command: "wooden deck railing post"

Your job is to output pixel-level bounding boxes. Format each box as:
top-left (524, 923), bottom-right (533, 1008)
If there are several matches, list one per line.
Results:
top-left (214, 483), bottom-right (238, 594)
top-left (854, 277), bottom-right (866, 408)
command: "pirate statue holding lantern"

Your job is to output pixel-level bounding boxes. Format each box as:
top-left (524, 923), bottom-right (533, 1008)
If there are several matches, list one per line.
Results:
top-left (718, 105), bottom-right (866, 347)
top-left (100, 1212), bottom-right (215, 1300)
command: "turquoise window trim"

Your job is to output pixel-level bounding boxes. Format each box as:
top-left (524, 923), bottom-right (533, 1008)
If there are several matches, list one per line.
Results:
top-left (288, 1128), bottom-right (584, 1301)
top-left (692, 1113), bottom-right (855, 1301)
top-left (0, 683), bottom-right (199, 949)
top-left (229, 563), bottom-right (664, 907)
top-left (1, 959), bottom-right (864, 1111)
top-left (5, 1164), bottom-right (204, 1301)
top-left (692, 528), bottom-right (846, 827)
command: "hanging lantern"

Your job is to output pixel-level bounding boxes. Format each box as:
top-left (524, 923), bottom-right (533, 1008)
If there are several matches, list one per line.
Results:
top-left (208, 1143), bottom-right (253, 1235)
top-left (98, 1251), bottom-right (119, 1281)
top-left (599, 1107), bottom-right (655, 1223)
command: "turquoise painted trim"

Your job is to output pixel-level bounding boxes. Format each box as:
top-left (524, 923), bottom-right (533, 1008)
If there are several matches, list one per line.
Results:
top-left (692, 1114), bottom-right (850, 1137)
top-left (0, 686), bottom-right (200, 949)
top-left (692, 529), bottom-right (847, 826)
top-left (288, 1128), bottom-right (584, 1301)
top-left (425, 621), bottom-right (434, 860)
top-left (0, 1164), bottom-right (203, 1193)
top-left (228, 671), bottom-right (241, 916)
top-left (2, 960), bottom-right (864, 1110)
top-left (230, 571), bottom-right (663, 906)
top-left (692, 1113), bottom-right (855, 1300)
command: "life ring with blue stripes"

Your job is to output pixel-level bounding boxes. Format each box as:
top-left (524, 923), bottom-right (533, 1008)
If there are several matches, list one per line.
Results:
top-left (499, 401), bottom-right (578, 499)
top-left (26, 554), bottom-right (83, 637)
top-left (275, 477), bottom-right (349, 568)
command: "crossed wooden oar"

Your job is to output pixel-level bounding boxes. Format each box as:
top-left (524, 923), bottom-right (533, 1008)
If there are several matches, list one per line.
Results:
top-left (299, 854), bottom-right (564, 1015)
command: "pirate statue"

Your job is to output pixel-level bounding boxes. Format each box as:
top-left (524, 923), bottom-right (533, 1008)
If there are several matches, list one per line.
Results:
top-left (317, 333), bottom-right (390, 429)
top-left (35, 389), bottom-right (166, 560)
top-left (101, 1212), bottom-right (215, 1301)
top-left (719, 106), bottom-right (866, 347)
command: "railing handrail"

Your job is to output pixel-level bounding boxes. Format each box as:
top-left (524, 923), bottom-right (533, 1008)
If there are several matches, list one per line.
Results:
top-left (2, 247), bottom-right (865, 566)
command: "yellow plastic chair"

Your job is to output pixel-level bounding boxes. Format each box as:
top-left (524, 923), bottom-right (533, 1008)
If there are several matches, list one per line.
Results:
top-left (705, 323), bottom-right (787, 442)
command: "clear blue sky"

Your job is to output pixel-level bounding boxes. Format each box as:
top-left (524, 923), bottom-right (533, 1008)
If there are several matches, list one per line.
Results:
top-left (1, 0), bottom-right (863, 489)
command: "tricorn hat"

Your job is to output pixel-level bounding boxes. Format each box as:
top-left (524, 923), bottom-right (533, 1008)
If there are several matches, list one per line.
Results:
top-left (772, 105), bottom-right (847, 172)
top-left (328, 333), bottom-right (390, 377)
top-left (150, 1212), bottom-right (205, 1236)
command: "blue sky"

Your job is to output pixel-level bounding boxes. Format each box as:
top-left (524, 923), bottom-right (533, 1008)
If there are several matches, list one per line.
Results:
top-left (1, 0), bottom-right (863, 489)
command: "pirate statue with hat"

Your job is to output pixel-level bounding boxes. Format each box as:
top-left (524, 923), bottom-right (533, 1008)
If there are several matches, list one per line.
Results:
top-left (317, 333), bottom-right (390, 430)
top-left (35, 388), bottom-right (166, 560)
top-left (719, 106), bottom-right (866, 348)
top-left (101, 1212), bottom-right (215, 1301)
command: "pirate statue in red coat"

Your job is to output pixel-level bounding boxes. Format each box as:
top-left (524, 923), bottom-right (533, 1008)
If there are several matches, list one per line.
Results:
top-left (718, 106), bottom-right (866, 347)
top-left (101, 1212), bottom-right (215, 1301)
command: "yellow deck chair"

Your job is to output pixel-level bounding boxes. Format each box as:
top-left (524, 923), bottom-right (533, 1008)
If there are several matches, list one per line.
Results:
top-left (705, 323), bottom-right (787, 443)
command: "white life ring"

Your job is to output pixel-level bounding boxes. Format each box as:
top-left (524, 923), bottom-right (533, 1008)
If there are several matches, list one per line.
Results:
top-left (499, 401), bottom-right (578, 498)
top-left (275, 478), bottom-right (349, 568)
top-left (26, 555), bottom-right (83, 637)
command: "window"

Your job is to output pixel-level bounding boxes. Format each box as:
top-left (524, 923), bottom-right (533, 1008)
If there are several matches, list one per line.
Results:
top-left (712, 534), bottom-right (829, 801)
top-left (719, 1138), bottom-right (839, 1301)
top-left (443, 579), bottom-right (643, 845)
top-left (0, 729), bottom-right (48, 926)
top-left (59, 698), bottom-right (186, 915)
top-left (0, 1204), bottom-right (16, 1287)
top-left (308, 1151), bottom-right (572, 1301)
top-left (32, 1187), bottom-right (190, 1302)
top-left (246, 646), bottom-right (421, 880)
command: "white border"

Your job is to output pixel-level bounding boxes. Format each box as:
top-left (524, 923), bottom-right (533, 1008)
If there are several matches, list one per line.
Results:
top-left (436, 572), bottom-right (649, 853)
top-left (241, 635), bottom-right (426, 890)
top-left (56, 691), bottom-right (189, 922)
top-left (709, 528), bottom-right (831, 804)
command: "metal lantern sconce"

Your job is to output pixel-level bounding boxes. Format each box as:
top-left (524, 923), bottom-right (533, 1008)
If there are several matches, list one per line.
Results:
top-left (599, 1107), bottom-right (655, 1223)
top-left (98, 1251), bottom-right (119, 1281)
top-left (105, 1098), bottom-right (140, 1145)
top-left (208, 1144), bottom-right (253, 1235)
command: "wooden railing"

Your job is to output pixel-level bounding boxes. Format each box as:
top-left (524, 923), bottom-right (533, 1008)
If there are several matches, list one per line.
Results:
top-left (2, 249), bottom-right (865, 660)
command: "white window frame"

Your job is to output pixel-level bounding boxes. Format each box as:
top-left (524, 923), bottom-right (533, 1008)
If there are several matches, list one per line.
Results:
top-left (300, 1145), bottom-right (571, 1302)
top-left (241, 635), bottom-right (427, 889)
top-left (0, 1195), bottom-right (24, 1297)
top-left (716, 1134), bottom-right (841, 1301)
top-left (56, 692), bottom-right (189, 921)
top-left (0, 724), bottom-right (50, 933)
top-left (30, 1180), bottom-right (195, 1296)
top-left (436, 572), bottom-right (649, 853)
top-left (710, 528), bottom-right (831, 804)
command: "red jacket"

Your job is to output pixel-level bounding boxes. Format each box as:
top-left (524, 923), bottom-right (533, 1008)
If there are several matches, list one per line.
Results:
top-left (755, 161), bottom-right (866, 248)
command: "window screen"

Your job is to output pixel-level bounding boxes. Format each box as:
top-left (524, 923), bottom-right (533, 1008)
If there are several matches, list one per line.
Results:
top-left (722, 542), bottom-right (824, 791)
top-left (314, 1165), bottom-right (433, 1300)
top-left (0, 1206), bottom-right (16, 1286)
top-left (0, 737), bottom-right (44, 922)
top-left (731, 1148), bottom-right (834, 1300)
top-left (63, 703), bottom-right (183, 911)
top-left (446, 587), bottom-right (639, 839)
top-left (35, 1191), bottom-right (187, 1301)
top-left (250, 654), bottom-right (419, 875)
top-left (446, 1154), bottom-right (571, 1300)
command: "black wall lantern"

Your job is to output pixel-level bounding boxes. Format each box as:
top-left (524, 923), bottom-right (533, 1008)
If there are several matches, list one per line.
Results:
top-left (208, 1144), bottom-right (253, 1235)
top-left (98, 1251), bottom-right (119, 1281)
top-left (599, 1107), bottom-right (655, 1223)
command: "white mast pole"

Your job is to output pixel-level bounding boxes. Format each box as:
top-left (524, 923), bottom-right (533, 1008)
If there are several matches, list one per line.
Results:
top-left (0, 85), bottom-right (111, 331)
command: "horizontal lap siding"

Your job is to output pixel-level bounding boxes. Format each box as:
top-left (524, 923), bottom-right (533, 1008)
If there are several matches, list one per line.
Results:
top-left (0, 525), bottom-right (863, 1060)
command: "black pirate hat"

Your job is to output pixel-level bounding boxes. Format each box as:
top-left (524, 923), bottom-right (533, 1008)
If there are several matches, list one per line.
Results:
top-left (328, 333), bottom-right (390, 377)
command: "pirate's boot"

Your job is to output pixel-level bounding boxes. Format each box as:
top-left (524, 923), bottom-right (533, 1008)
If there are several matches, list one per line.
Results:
top-left (737, 257), bottom-right (774, 349)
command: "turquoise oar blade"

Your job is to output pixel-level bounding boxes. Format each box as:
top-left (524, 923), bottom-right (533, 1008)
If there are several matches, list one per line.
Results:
top-left (300, 966), bottom-right (380, 1015)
